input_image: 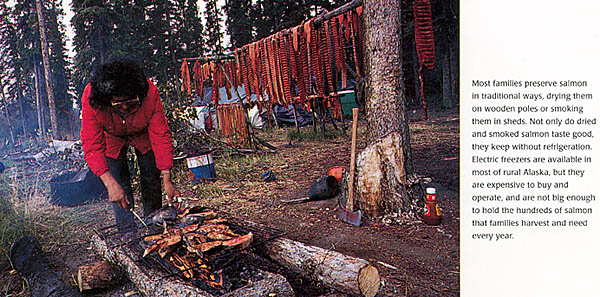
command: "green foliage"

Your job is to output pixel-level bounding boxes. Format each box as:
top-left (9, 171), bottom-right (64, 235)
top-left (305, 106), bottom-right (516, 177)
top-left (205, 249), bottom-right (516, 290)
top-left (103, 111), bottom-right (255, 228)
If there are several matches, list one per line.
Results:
top-left (204, 0), bottom-right (223, 55)
top-left (225, 0), bottom-right (253, 48)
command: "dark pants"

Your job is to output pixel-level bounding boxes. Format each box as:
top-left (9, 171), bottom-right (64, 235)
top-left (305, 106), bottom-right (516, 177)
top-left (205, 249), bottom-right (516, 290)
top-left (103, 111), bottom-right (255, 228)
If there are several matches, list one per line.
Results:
top-left (107, 146), bottom-right (162, 230)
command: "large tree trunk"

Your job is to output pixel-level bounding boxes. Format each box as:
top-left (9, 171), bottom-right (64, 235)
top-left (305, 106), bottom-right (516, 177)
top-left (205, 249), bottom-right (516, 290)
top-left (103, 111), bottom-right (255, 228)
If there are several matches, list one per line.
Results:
top-left (358, 0), bottom-right (423, 218)
top-left (440, 0), bottom-right (454, 109)
top-left (35, 0), bottom-right (59, 139)
top-left (0, 79), bottom-right (15, 145)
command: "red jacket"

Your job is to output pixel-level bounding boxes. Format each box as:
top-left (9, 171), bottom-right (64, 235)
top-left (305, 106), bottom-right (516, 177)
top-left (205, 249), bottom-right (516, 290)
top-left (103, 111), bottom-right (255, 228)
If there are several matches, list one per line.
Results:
top-left (80, 80), bottom-right (174, 177)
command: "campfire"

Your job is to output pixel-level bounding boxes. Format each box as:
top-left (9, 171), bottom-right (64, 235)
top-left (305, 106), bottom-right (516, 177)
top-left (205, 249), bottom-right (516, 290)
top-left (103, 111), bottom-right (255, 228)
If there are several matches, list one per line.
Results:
top-left (91, 206), bottom-right (380, 297)
top-left (138, 206), bottom-right (255, 293)
top-left (92, 206), bottom-right (293, 296)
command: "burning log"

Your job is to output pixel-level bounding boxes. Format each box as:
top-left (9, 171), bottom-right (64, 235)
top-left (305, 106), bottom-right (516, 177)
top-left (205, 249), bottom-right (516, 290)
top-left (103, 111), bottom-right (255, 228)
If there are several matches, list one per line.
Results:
top-left (77, 261), bottom-right (122, 291)
top-left (262, 237), bottom-right (380, 297)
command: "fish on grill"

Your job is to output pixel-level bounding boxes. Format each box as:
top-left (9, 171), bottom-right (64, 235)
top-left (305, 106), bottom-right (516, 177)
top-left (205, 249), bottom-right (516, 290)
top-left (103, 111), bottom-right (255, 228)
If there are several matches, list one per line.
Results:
top-left (222, 232), bottom-right (253, 249)
top-left (141, 207), bottom-right (254, 262)
top-left (142, 233), bottom-right (182, 257)
top-left (143, 206), bottom-right (177, 225)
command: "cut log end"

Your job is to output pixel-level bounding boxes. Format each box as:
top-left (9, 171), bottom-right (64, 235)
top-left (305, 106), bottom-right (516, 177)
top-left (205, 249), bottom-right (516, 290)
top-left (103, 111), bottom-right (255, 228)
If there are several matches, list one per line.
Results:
top-left (77, 261), bottom-right (120, 292)
top-left (358, 264), bottom-right (380, 297)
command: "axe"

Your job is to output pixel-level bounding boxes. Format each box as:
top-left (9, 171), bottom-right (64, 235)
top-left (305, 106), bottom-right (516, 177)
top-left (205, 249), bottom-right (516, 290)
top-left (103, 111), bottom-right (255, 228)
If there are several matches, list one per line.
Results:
top-left (339, 108), bottom-right (361, 226)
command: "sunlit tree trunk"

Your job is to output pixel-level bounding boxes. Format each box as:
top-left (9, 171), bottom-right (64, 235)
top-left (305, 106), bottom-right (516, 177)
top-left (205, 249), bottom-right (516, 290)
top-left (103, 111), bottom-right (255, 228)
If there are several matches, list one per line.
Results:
top-left (35, 0), bottom-right (58, 139)
top-left (33, 59), bottom-right (45, 137)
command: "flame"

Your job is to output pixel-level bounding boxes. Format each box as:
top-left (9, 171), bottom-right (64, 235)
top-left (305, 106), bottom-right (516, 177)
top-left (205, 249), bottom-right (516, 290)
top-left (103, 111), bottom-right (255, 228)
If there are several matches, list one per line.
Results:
top-left (170, 253), bottom-right (194, 279)
top-left (169, 253), bottom-right (223, 289)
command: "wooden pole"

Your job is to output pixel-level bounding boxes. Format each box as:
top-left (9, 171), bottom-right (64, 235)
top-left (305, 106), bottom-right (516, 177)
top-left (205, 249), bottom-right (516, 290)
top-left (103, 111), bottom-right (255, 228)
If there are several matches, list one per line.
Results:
top-left (291, 104), bottom-right (300, 134)
top-left (313, 0), bottom-right (362, 27)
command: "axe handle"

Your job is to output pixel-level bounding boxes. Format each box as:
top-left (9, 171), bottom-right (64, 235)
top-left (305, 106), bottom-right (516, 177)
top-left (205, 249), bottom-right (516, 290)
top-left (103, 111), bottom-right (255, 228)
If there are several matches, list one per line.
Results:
top-left (347, 108), bottom-right (359, 211)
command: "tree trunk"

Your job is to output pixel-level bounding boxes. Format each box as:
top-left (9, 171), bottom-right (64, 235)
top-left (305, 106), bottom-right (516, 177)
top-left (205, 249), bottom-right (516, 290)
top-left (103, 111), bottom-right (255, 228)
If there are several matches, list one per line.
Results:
top-left (164, 0), bottom-right (181, 99)
top-left (33, 59), bottom-right (45, 138)
top-left (35, 0), bottom-right (59, 139)
top-left (440, 1), bottom-right (453, 109)
top-left (0, 79), bottom-right (15, 145)
top-left (262, 237), bottom-right (380, 297)
top-left (442, 47), bottom-right (452, 109)
top-left (17, 85), bottom-right (27, 139)
top-left (359, 0), bottom-right (423, 218)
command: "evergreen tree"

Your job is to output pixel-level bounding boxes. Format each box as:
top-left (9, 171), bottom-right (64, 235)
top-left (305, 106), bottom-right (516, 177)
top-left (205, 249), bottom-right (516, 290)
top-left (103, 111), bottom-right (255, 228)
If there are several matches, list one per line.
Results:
top-left (45, 0), bottom-right (76, 137)
top-left (71, 0), bottom-right (115, 94)
top-left (225, 0), bottom-right (252, 48)
top-left (204, 0), bottom-right (223, 55)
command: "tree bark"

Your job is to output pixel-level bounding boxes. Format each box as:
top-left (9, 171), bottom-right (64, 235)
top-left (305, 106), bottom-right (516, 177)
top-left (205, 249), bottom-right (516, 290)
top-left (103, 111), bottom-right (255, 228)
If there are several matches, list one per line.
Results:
top-left (262, 237), bottom-right (380, 297)
top-left (359, 0), bottom-right (423, 218)
top-left (440, 1), bottom-right (453, 109)
top-left (17, 85), bottom-right (27, 139)
top-left (35, 0), bottom-right (59, 139)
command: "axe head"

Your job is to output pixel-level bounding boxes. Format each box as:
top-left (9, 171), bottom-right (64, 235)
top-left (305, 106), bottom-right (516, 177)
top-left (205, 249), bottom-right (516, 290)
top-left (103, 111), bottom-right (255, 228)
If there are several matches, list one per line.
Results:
top-left (338, 203), bottom-right (362, 226)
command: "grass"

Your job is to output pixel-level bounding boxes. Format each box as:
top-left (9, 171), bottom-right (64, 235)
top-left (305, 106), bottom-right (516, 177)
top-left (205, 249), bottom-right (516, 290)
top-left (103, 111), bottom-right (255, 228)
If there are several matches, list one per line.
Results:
top-left (287, 127), bottom-right (347, 142)
top-left (0, 166), bottom-right (111, 296)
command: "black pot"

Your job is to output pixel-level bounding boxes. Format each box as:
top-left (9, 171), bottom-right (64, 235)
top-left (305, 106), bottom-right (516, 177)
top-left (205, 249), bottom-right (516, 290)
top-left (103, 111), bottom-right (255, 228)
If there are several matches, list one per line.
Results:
top-left (50, 168), bottom-right (107, 206)
top-left (308, 176), bottom-right (339, 200)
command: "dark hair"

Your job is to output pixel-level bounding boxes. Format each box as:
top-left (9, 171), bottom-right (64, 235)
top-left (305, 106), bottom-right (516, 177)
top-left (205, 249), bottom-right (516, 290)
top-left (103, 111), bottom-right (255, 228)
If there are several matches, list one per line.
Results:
top-left (88, 59), bottom-right (149, 109)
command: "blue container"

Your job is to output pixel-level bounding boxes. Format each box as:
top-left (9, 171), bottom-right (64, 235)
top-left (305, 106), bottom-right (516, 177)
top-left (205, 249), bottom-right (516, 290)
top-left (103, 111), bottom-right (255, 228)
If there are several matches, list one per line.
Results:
top-left (187, 153), bottom-right (216, 183)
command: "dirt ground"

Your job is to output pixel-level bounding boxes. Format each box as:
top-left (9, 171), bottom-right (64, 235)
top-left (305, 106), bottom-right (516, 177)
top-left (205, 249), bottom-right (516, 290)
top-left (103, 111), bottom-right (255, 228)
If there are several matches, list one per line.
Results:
top-left (1, 108), bottom-right (459, 297)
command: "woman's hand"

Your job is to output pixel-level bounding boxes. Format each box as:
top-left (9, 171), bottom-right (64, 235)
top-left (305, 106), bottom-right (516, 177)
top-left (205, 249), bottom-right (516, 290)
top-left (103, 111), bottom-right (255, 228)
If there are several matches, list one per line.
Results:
top-left (100, 172), bottom-right (129, 209)
top-left (162, 170), bottom-right (180, 207)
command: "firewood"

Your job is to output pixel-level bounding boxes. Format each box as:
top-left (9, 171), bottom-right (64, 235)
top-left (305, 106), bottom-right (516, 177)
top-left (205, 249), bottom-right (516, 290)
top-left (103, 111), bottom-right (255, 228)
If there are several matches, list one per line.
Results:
top-left (91, 233), bottom-right (294, 297)
top-left (77, 261), bottom-right (121, 291)
top-left (262, 237), bottom-right (380, 297)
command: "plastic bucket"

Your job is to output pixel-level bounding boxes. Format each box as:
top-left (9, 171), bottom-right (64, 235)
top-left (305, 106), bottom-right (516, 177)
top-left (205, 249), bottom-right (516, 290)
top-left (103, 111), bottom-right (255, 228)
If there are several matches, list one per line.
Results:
top-left (327, 165), bottom-right (348, 183)
top-left (186, 153), bottom-right (216, 183)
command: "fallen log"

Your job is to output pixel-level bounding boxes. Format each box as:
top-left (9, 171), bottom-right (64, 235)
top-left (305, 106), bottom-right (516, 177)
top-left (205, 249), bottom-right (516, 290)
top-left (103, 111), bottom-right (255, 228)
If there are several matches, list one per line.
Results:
top-left (77, 260), bottom-right (121, 291)
top-left (9, 235), bottom-right (82, 297)
top-left (261, 237), bottom-right (380, 297)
